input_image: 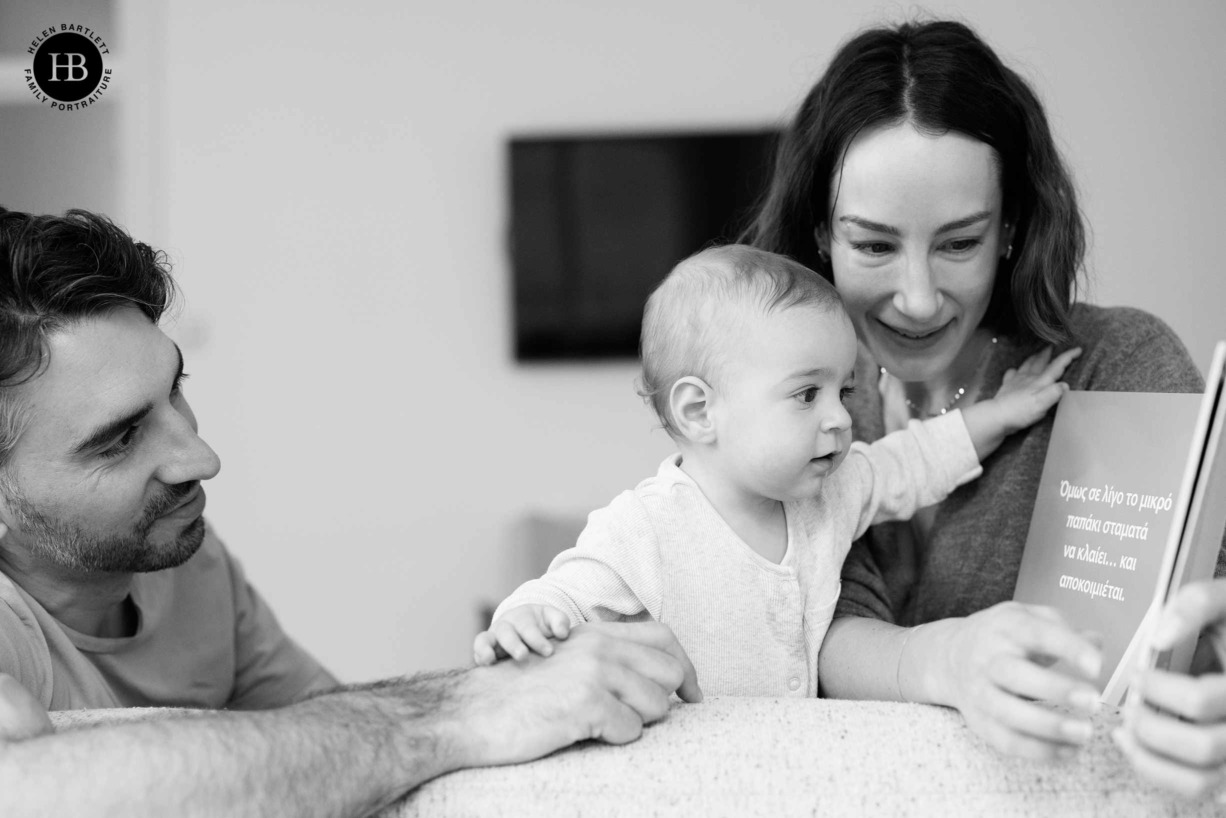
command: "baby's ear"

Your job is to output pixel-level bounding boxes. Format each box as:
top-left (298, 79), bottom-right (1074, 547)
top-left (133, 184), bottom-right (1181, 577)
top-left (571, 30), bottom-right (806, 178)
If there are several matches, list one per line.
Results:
top-left (669, 376), bottom-right (717, 444)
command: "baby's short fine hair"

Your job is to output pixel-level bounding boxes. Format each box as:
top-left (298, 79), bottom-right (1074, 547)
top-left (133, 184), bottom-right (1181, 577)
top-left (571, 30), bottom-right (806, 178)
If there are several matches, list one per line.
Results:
top-left (638, 244), bottom-right (844, 436)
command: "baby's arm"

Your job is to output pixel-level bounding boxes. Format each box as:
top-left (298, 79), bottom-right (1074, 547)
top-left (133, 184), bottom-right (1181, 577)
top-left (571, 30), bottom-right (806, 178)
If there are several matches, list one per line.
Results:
top-left (471, 492), bottom-right (665, 666)
top-left (961, 346), bottom-right (1082, 461)
top-left (473, 604), bottom-right (572, 665)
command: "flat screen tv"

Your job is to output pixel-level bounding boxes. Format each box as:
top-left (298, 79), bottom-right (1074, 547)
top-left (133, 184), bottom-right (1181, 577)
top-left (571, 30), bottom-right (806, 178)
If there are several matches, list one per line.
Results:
top-left (509, 128), bottom-right (780, 361)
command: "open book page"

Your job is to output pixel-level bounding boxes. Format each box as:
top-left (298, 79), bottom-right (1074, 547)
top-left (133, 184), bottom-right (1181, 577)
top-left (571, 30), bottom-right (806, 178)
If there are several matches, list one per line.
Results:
top-left (1012, 392), bottom-right (1203, 702)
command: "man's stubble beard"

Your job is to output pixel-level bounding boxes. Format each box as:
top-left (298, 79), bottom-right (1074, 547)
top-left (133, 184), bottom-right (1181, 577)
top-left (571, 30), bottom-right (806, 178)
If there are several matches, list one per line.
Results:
top-left (1, 478), bottom-right (207, 574)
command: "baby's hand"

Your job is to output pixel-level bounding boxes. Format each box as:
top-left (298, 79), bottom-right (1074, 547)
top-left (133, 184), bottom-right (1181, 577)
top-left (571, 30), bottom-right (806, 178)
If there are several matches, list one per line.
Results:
top-left (472, 604), bottom-right (573, 666)
top-left (994, 346), bottom-right (1082, 428)
top-left (962, 346), bottom-right (1082, 460)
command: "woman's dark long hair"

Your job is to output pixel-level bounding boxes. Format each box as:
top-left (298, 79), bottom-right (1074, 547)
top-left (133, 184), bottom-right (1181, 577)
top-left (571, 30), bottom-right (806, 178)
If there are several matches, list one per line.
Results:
top-left (741, 20), bottom-right (1084, 344)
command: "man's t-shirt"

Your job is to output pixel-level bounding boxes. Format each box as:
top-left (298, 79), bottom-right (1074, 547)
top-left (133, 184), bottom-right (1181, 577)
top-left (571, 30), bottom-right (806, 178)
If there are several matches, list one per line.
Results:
top-left (0, 525), bottom-right (336, 710)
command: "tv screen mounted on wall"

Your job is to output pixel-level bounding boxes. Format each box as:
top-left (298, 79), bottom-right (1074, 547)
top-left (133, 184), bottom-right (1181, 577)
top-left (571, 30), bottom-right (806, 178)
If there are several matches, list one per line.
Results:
top-left (509, 128), bottom-right (780, 361)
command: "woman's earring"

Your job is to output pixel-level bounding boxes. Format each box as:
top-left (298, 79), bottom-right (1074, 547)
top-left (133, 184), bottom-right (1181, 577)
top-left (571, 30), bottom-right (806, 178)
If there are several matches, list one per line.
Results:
top-left (817, 248), bottom-right (829, 264)
top-left (1003, 243), bottom-right (1014, 261)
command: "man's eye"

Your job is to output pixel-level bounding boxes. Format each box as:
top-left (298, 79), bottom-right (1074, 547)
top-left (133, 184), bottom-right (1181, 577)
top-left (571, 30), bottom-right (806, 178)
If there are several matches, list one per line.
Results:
top-left (795, 387), bottom-right (818, 405)
top-left (101, 426), bottom-right (139, 459)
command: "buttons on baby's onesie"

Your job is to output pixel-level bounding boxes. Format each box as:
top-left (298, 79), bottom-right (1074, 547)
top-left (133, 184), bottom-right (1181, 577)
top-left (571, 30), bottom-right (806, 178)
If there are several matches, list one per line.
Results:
top-left (788, 677), bottom-right (801, 692)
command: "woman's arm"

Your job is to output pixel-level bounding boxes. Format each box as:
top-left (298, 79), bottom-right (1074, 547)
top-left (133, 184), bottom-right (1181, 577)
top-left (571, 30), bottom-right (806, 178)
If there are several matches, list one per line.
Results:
top-left (820, 607), bottom-right (1102, 760)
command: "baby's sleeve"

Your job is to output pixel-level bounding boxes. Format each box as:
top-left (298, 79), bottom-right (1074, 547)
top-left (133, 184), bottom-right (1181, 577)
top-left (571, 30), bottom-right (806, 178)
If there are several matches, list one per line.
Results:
top-left (841, 409), bottom-right (982, 539)
top-left (491, 491), bottom-right (665, 626)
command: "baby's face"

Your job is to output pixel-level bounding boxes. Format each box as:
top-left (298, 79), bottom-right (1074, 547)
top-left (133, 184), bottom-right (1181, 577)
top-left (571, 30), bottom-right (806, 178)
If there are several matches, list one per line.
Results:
top-left (711, 303), bottom-right (858, 504)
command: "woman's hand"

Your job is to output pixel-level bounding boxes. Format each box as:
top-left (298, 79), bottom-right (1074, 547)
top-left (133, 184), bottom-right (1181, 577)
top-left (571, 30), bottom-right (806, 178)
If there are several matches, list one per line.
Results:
top-left (1114, 579), bottom-right (1226, 799)
top-left (928, 601), bottom-right (1102, 759)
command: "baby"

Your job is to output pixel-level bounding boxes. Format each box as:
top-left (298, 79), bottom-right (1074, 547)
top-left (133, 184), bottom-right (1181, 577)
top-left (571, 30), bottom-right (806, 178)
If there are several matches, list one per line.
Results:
top-left (475, 244), bottom-right (1077, 696)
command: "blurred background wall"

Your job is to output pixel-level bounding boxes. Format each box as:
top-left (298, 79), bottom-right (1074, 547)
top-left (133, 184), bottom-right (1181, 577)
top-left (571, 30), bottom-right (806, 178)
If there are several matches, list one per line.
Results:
top-left (1, 0), bottom-right (1223, 681)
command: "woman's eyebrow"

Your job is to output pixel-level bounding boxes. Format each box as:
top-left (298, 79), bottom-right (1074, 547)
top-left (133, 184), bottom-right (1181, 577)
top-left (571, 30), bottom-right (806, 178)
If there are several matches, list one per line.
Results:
top-left (838, 215), bottom-right (900, 236)
top-left (935, 210), bottom-right (993, 233)
top-left (839, 211), bottom-right (994, 235)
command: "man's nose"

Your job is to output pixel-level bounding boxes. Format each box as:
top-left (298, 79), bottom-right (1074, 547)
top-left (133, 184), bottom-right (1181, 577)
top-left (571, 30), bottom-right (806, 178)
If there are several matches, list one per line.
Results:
top-left (155, 415), bottom-right (221, 486)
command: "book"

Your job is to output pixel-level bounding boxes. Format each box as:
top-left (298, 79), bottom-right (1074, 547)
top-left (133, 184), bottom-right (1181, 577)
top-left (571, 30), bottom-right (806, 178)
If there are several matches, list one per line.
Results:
top-left (1012, 341), bottom-right (1226, 706)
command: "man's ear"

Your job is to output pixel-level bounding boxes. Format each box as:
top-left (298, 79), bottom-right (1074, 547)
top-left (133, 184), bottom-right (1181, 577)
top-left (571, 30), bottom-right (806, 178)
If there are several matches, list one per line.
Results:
top-left (669, 376), bottom-right (717, 444)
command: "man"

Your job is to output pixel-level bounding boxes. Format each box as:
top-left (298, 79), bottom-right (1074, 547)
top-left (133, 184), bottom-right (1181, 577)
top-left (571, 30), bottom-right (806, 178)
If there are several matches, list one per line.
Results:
top-left (0, 207), bottom-right (701, 815)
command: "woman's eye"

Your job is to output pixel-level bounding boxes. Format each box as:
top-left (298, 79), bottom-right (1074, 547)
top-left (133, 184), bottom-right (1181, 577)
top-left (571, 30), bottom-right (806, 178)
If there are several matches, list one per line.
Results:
top-left (840, 386), bottom-right (857, 404)
top-left (852, 241), bottom-right (894, 256)
top-left (943, 238), bottom-right (981, 254)
top-left (795, 387), bottom-right (819, 405)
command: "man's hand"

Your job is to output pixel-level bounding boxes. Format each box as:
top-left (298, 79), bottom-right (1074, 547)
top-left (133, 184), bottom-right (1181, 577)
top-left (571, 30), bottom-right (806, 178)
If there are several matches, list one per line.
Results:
top-left (962, 346), bottom-right (1082, 461)
top-left (0, 674), bottom-right (51, 743)
top-left (449, 620), bottom-right (702, 769)
top-left (1115, 580), bottom-right (1226, 800)
top-left (931, 602), bottom-right (1101, 760)
top-left (473, 604), bottom-right (572, 666)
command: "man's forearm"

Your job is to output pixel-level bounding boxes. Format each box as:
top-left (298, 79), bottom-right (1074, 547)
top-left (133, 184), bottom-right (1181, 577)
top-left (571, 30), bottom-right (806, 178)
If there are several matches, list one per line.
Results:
top-left (0, 671), bottom-right (464, 818)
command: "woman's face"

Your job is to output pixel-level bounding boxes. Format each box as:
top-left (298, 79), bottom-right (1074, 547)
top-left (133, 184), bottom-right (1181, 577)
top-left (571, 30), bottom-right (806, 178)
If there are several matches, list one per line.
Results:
top-left (819, 123), bottom-right (1011, 384)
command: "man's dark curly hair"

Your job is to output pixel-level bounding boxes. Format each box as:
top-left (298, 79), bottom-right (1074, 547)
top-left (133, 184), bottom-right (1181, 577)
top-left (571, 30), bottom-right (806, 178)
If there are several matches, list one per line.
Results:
top-left (0, 207), bottom-right (176, 466)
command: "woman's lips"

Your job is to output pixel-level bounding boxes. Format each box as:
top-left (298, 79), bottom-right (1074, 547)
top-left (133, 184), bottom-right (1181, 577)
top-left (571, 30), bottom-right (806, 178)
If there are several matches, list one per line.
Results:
top-left (876, 318), bottom-right (953, 350)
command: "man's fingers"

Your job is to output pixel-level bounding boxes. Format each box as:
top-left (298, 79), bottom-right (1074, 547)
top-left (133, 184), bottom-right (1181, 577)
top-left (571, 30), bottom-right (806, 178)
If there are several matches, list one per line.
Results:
top-left (591, 661), bottom-right (673, 738)
top-left (588, 696), bottom-right (647, 746)
top-left (0, 674), bottom-right (52, 742)
top-left (575, 621), bottom-right (703, 702)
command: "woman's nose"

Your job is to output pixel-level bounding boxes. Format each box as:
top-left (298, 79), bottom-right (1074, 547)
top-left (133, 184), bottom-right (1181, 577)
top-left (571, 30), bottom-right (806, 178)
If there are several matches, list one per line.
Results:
top-left (892, 254), bottom-right (943, 323)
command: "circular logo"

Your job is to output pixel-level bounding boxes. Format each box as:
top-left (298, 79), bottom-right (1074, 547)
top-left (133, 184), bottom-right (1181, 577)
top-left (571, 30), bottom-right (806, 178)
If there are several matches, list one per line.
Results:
top-left (32, 32), bottom-right (104, 102)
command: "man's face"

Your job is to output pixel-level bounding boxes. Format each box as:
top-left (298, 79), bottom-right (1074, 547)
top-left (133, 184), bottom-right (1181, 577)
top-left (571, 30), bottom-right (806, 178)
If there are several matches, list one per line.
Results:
top-left (0, 307), bottom-right (221, 574)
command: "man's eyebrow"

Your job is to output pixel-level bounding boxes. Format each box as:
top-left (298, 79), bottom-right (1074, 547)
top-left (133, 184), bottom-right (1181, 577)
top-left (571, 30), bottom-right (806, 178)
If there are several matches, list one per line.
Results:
top-left (70, 404), bottom-right (153, 457)
top-left (69, 344), bottom-right (185, 457)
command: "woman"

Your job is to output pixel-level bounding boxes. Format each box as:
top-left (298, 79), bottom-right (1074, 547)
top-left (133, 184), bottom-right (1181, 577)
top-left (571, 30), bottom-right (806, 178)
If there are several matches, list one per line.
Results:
top-left (744, 20), bottom-right (1226, 797)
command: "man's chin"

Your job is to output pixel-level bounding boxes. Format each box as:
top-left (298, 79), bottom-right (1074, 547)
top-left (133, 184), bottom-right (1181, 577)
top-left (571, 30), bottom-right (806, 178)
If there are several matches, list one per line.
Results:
top-left (126, 517), bottom-right (208, 573)
top-left (28, 516), bottom-right (209, 575)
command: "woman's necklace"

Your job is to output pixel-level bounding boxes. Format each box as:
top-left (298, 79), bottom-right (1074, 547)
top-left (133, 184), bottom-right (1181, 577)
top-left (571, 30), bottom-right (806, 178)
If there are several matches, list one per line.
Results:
top-left (880, 336), bottom-right (998, 419)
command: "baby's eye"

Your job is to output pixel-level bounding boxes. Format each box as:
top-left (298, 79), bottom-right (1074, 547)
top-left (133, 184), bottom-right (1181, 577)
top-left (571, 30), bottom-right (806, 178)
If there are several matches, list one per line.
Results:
top-left (795, 387), bottom-right (818, 405)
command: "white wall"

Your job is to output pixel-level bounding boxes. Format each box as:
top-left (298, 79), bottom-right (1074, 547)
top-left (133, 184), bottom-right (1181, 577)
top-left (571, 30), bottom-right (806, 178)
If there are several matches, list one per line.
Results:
top-left (74, 0), bottom-right (1226, 679)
